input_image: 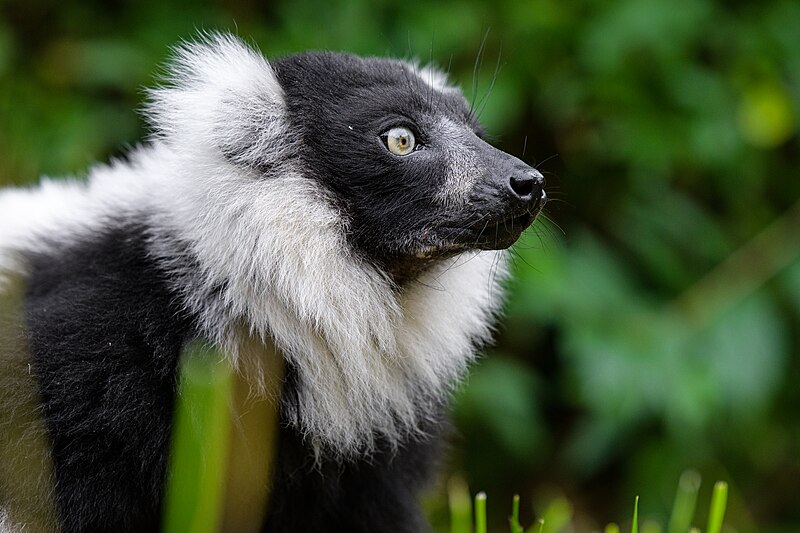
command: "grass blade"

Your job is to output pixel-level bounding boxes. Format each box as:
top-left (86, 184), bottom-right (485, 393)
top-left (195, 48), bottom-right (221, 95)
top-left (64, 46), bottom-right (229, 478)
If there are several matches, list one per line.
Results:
top-left (511, 494), bottom-right (522, 533)
top-left (605, 523), bottom-right (621, 533)
top-left (475, 492), bottom-right (488, 533)
top-left (448, 477), bottom-right (472, 533)
top-left (668, 470), bottom-right (701, 533)
top-left (163, 341), bottom-right (233, 533)
top-left (706, 482), bottom-right (728, 533)
top-left (631, 496), bottom-right (639, 533)
top-left (527, 518), bottom-right (544, 533)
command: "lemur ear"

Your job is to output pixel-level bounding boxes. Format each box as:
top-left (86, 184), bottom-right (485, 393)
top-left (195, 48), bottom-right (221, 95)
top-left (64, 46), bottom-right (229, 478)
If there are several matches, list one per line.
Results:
top-left (145, 33), bottom-right (289, 166)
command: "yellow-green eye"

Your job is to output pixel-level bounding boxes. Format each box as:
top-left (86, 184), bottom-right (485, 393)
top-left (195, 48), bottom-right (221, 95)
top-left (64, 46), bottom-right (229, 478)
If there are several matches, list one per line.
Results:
top-left (383, 127), bottom-right (416, 156)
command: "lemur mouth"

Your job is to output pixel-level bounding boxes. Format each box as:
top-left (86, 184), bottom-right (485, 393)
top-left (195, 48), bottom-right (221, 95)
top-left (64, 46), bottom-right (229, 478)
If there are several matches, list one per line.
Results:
top-left (468, 211), bottom-right (536, 250)
top-left (391, 208), bottom-right (541, 284)
top-left (412, 207), bottom-right (540, 260)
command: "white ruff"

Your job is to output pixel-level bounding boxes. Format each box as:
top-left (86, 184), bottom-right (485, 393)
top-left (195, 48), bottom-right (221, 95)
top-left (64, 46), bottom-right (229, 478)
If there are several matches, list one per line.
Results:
top-left (0, 508), bottom-right (12, 533)
top-left (0, 35), bottom-right (509, 456)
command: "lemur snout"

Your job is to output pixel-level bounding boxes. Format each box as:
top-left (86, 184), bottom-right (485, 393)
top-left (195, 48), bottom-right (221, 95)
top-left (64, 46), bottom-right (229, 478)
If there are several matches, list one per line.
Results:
top-left (508, 168), bottom-right (546, 207)
top-left (491, 158), bottom-right (546, 218)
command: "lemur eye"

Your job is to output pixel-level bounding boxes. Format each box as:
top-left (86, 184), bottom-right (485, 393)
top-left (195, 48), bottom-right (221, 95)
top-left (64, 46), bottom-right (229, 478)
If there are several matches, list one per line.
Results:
top-left (382, 127), bottom-right (416, 156)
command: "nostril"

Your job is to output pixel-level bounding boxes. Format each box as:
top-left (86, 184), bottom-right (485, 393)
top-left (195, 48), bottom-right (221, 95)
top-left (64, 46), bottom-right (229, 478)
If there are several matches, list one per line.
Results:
top-left (509, 175), bottom-right (534, 198)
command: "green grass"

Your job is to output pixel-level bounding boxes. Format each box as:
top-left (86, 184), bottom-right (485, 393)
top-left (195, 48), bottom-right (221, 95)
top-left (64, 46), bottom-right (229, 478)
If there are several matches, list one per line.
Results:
top-left (511, 495), bottom-right (522, 533)
top-left (163, 342), bottom-right (233, 533)
top-left (475, 492), bottom-right (488, 533)
top-left (449, 472), bottom-right (728, 533)
top-left (668, 470), bottom-right (702, 533)
top-left (706, 482), bottom-right (728, 533)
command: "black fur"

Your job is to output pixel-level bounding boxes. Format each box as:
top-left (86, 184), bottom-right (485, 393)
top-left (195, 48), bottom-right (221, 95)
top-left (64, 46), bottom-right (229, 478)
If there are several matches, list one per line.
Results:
top-left (22, 223), bottom-right (442, 532)
top-left (24, 224), bottom-right (195, 532)
top-left (265, 370), bottom-right (443, 533)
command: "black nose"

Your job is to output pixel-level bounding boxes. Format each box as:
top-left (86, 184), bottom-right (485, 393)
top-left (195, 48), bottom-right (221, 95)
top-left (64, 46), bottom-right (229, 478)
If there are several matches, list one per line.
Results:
top-left (508, 170), bottom-right (545, 203)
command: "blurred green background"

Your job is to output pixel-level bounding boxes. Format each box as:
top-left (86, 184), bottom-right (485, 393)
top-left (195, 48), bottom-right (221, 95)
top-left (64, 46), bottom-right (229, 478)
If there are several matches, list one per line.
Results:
top-left (1, 0), bottom-right (799, 531)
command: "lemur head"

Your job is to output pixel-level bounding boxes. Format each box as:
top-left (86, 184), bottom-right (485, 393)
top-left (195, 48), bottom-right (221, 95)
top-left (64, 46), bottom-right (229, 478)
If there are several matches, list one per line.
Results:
top-left (149, 35), bottom-right (545, 284)
top-left (271, 53), bottom-right (546, 280)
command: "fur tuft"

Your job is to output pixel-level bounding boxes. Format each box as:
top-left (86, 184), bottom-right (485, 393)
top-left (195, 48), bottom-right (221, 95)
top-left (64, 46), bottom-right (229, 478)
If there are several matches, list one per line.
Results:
top-left (406, 62), bottom-right (457, 93)
top-left (144, 33), bottom-right (292, 168)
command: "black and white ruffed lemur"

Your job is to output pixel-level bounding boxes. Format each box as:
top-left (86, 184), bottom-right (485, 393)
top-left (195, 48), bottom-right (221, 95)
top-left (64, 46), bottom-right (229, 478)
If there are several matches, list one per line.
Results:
top-left (0, 34), bottom-right (546, 532)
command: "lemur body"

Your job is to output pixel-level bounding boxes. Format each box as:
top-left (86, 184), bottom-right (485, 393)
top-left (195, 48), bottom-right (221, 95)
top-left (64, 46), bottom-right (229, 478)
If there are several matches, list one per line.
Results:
top-left (0, 35), bottom-right (545, 532)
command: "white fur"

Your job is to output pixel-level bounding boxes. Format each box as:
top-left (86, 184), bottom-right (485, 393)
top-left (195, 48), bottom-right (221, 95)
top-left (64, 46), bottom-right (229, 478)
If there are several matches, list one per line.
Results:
top-left (407, 62), bottom-right (458, 93)
top-left (145, 33), bottom-right (292, 168)
top-left (0, 35), bottom-right (508, 456)
top-left (0, 180), bottom-right (94, 287)
top-left (0, 509), bottom-right (12, 533)
top-left (435, 117), bottom-right (483, 206)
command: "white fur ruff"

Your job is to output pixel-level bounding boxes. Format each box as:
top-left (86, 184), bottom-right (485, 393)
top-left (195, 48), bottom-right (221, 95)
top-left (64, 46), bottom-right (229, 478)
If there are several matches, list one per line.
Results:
top-left (0, 35), bottom-right (508, 456)
top-left (0, 508), bottom-right (12, 533)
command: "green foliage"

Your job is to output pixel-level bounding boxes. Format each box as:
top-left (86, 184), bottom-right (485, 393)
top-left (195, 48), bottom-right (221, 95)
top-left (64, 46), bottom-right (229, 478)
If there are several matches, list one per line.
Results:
top-left (163, 342), bottom-right (232, 533)
top-left (667, 471), bottom-right (701, 533)
top-left (705, 483), bottom-right (728, 533)
top-left (476, 492), bottom-right (488, 533)
top-left (511, 495), bottom-right (523, 533)
top-left (449, 472), bottom-right (727, 533)
top-left (2, 0), bottom-right (799, 530)
top-left (451, 477), bottom-right (474, 533)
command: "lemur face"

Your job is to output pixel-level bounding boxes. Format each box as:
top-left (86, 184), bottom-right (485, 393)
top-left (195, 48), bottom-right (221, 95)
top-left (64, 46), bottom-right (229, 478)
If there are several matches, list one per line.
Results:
top-left (273, 53), bottom-right (546, 279)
